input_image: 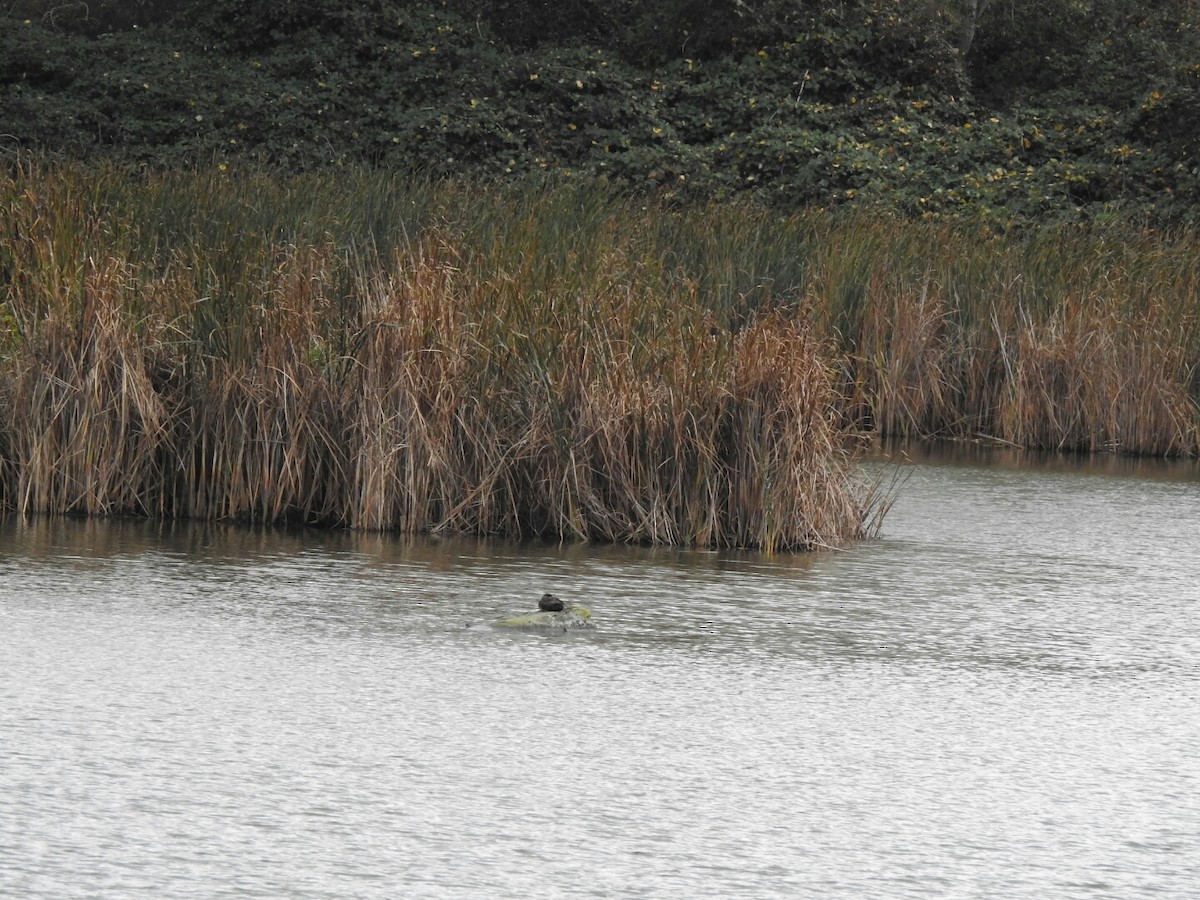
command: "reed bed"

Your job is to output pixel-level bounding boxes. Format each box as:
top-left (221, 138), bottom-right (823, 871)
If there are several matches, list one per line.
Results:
top-left (0, 161), bottom-right (881, 549)
top-left (2, 161), bottom-right (1197, 545)
top-left (812, 223), bottom-right (1200, 455)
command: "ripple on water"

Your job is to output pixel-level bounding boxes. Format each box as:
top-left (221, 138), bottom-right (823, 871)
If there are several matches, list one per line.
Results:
top-left (2, 453), bottom-right (1200, 898)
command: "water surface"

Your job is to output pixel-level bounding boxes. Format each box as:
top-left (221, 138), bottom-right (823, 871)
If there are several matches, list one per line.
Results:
top-left (2, 446), bottom-right (1198, 898)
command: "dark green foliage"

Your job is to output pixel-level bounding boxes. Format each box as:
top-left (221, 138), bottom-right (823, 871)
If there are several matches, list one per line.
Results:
top-left (447, 0), bottom-right (616, 52)
top-left (969, 0), bottom-right (1200, 110)
top-left (5, 0), bottom-right (192, 35)
top-left (193, 0), bottom-right (419, 53)
top-left (0, 0), bottom-right (1197, 226)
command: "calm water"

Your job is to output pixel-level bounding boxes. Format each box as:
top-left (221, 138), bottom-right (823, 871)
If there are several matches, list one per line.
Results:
top-left (2, 446), bottom-right (1199, 898)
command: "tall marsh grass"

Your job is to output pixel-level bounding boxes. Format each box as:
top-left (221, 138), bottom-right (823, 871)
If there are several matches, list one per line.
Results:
top-left (0, 162), bottom-right (883, 548)
top-left (2, 161), bottom-right (1197, 545)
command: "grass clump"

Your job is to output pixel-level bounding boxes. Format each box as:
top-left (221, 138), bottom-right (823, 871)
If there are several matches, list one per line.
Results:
top-left (3, 162), bottom-right (1197, 547)
top-left (0, 161), bottom-right (880, 550)
top-left (816, 222), bottom-right (1200, 455)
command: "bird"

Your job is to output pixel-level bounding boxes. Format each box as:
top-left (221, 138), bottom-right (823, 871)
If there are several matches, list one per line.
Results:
top-left (538, 593), bottom-right (565, 612)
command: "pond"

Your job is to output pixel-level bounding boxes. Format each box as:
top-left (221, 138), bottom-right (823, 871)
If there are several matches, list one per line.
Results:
top-left (2, 445), bottom-right (1198, 898)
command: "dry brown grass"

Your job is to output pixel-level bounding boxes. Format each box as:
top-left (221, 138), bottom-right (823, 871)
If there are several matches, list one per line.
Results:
top-left (802, 220), bottom-right (1200, 454)
top-left (6, 257), bottom-right (177, 517)
top-left (0, 165), bottom-right (875, 549)
top-left (4, 160), bottom-right (1197, 549)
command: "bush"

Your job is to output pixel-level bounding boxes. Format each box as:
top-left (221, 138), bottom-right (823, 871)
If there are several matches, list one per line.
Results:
top-left (0, 1), bottom-right (1195, 226)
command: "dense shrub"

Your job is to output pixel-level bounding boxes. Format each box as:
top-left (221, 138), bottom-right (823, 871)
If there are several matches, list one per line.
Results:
top-left (0, 0), bottom-right (1196, 225)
